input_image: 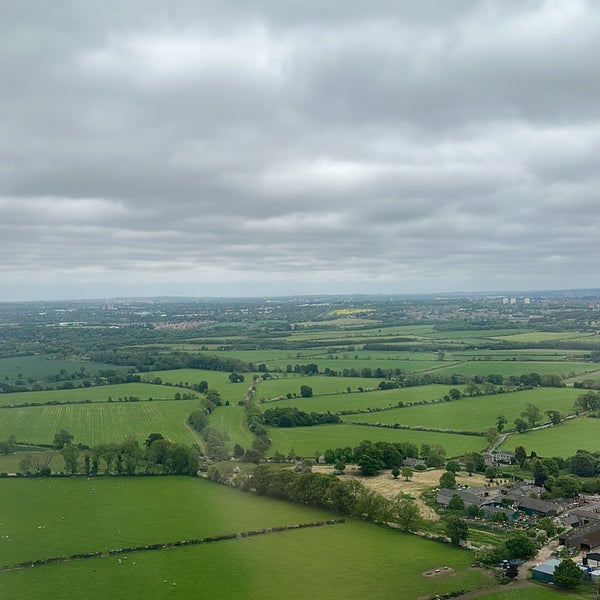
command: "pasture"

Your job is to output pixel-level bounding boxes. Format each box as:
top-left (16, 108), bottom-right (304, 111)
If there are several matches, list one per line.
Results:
top-left (344, 387), bottom-right (582, 433)
top-left (255, 375), bottom-right (380, 401)
top-left (143, 369), bottom-right (250, 405)
top-left (0, 382), bottom-right (191, 407)
top-left (262, 384), bottom-right (467, 414)
top-left (433, 361), bottom-right (592, 378)
top-left (0, 400), bottom-right (202, 447)
top-left (0, 477), bottom-right (492, 600)
top-left (498, 417), bottom-right (600, 457)
top-left (266, 423), bottom-right (486, 458)
top-left (209, 405), bottom-right (255, 450)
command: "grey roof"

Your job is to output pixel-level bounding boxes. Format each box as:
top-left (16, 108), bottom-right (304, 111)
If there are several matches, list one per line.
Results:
top-left (532, 559), bottom-right (561, 575)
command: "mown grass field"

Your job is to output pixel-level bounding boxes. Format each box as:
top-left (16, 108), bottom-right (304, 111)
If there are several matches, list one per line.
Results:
top-left (344, 387), bottom-right (582, 432)
top-left (262, 384), bottom-right (467, 414)
top-left (498, 417), bottom-right (600, 457)
top-left (0, 382), bottom-right (192, 407)
top-left (266, 423), bottom-right (486, 458)
top-left (0, 400), bottom-right (202, 447)
top-left (0, 477), bottom-right (492, 600)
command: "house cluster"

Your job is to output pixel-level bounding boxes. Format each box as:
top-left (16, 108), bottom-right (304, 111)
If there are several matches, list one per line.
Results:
top-left (437, 484), bottom-right (600, 552)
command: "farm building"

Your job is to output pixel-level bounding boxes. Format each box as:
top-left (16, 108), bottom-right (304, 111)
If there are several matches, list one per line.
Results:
top-left (437, 488), bottom-right (481, 508)
top-left (532, 559), bottom-right (561, 583)
top-left (532, 559), bottom-right (589, 584)
top-left (402, 457), bottom-right (426, 468)
top-left (517, 497), bottom-right (560, 517)
top-left (560, 522), bottom-right (600, 552)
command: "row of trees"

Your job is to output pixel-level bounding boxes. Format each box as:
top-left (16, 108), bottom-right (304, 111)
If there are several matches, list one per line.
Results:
top-left (22, 432), bottom-right (199, 476)
top-left (262, 407), bottom-right (341, 427)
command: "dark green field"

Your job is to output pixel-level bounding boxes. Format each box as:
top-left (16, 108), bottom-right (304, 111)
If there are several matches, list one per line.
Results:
top-left (0, 477), bottom-right (492, 600)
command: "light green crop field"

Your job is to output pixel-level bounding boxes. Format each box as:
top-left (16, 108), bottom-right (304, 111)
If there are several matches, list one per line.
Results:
top-left (255, 375), bottom-right (380, 400)
top-left (0, 478), bottom-right (491, 600)
top-left (492, 332), bottom-right (597, 343)
top-left (433, 361), bottom-right (592, 378)
top-left (422, 329), bottom-right (535, 340)
top-left (143, 369), bottom-right (250, 405)
top-left (0, 400), bottom-right (202, 447)
top-left (209, 405), bottom-right (255, 450)
top-left (267, 423), bottom-right (486, 457)
top-left (262, 384), bottom-right (467, 413)
top-left (447, 350), bottom-right (588, 361)
top-left (498, 417), bottom-right (600, 457)
top-left (345, 388), bottom-right (582, 432)
top-left (0, 382), bottom-right (192, 407)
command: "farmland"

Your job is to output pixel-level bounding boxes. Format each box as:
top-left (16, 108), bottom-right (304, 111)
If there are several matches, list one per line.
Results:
top-left (0, 477), bottom-right (492, 600)
top-left (0, 400), bottom-right (202, 447)
top-left (3, 294), bottom-right (600, 598)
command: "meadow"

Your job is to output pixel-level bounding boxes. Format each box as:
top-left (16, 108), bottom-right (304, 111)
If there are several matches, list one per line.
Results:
top-left (344, 387), bottom-right (582, 433)
top-left (261, 384), bottom-right (467, 414)
top-left (433, 360), bottom-right (592, 378)
top-left (498, 417), bottom-right (600, 457)
top-left (255, 375), bottom-right (381, 400)
top-left (0, 400), bottom-right (202, 447)
top-left (266, 423), bottom-right (486, 458)
top-left (0, 382), bottom-right (191, 407)
top-left (0, 477), bottom-right (492, 600)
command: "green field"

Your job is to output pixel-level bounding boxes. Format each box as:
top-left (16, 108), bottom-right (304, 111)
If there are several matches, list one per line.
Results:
top-left (0, 400), bottom-right (202, 447)
top-left (0, 382), bottom-right (192, 407)
top-left (498, 417), bottom-right (600, 457)
top-left (263, 384), bottom-right (467, 414)
top-left (433, 361), bottom-right (592, 378)
top-left (209, 405), bottom-right (255, 450)
top-left (266, 423), bottom-right (486, 458)
top-left (143, 369), bottom-right (250, 405)
top-left (0, 355), bottom-right (125, 385)
top-left (255, 375), bottom-right (381, 400)
top-left (345, 388), bottom-right (582, 432)
top-left (0, 477), bottom-right (492, 600)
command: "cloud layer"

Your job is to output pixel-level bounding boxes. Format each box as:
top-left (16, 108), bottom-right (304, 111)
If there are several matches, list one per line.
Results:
top-left (2, 1), bottom-right (600, 299)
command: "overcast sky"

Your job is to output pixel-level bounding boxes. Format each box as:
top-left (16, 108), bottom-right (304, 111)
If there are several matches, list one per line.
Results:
top-left (2, 1), bottom-right (599, 300)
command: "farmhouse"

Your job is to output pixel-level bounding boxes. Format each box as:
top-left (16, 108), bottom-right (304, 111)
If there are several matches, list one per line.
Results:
top-left (516, 497), bottom-right (560, 518)
top-left (402, 457), bottom-right (426, 468)
top-left (437, 488), bottom-right (481, 508)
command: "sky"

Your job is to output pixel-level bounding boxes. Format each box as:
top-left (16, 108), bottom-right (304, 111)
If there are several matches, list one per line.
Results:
top-left (1, 1), bottom-right (600, 301)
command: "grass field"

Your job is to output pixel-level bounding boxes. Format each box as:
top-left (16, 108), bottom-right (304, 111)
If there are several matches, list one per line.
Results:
top-left (0, 400), bottom-right (202, 447)
top-left (262, 384), bottom-right (467, 414)
top-left (0, 382), bottom-right (192, 407)
top-left (344, 387), bottom-right (582, 432)
top-left (255, 375), bottom-right (380, 400)
top-left (498, 417), bottom-right (600, 457)
top-left (0, 477), bottom-right (492, 600)
top-left (433, 361), bottom-right (592, 378)
top-left (0, 355), bottom-right (124, 385)
top-left (143, 369), bottom-right (250, 405)
top-left (209, 405), bottom-right (255, 450)
top-left (267, 423), bottom-right (486, 458)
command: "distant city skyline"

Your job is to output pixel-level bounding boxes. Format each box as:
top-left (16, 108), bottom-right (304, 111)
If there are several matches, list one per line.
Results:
top-left (2, 1), bottom-right (600, 301)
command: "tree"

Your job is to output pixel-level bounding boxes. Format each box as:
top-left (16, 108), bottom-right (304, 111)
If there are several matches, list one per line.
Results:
top-left (445, 516), bottom-right (468, 546)
top-left (300, 385), bottom-right (313, 398)
top-left (514, 418), bottom-right (529, 433)
top-left (445, 460), bottom-right (461, 474)
top-left (553, 558), bottom-right (582, 588)
top-left (545, 410), bottom-right (561, 425)
top-left (439, 471), bottom-right (456, 489)
top-left (504, 532), bottom-right (537, 560)
top-left (400, 466), bottom-right (413, 481)
top-left (395, 495), bottom-right (421, 532)
top-left (61, 444), bottom-right (81, 474)
top-left (448, 388), bottom-right (462, 401)
top-left (485, 466), bottom-right (497, 482)
top-left (496, 415), bottom-right (507, 432)
top-left (53, 429), bottom-right (74, 449)
top-left (198, 380), bottom-right (208, 393)
top-left (145, 433), bottom-right (164, 448)
top-left (229, 372), bottom-right (244, 383)
top-left (358, 444), bottom-right (384, 477)
top-left (391, 467), bottom-right (400, 479)
top-left (514, 445), bottom-right (527, 465)
top-left (448, 493), bottom-right (465, 511)
top-left (521, 403), bottom-right (541, 428)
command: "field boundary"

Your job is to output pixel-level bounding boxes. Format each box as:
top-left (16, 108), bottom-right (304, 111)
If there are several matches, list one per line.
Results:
top-left (1, 519), bottom-right (345, 573)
